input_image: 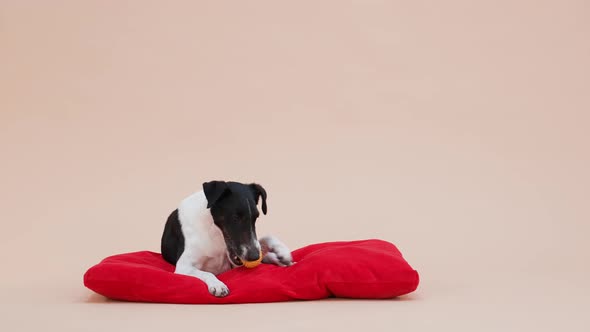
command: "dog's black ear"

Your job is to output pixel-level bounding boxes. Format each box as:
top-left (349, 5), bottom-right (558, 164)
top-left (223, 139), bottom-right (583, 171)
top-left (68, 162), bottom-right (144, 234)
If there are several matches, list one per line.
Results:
top-left (203, 181), bottom-right (229, 208)
top-left (249, 183), bottom-right (267, 215)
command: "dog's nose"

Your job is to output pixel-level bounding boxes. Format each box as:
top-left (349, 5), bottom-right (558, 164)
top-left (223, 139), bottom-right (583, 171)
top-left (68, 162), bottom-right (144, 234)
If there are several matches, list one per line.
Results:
top-left (244, 249), bottom-right (260, 262)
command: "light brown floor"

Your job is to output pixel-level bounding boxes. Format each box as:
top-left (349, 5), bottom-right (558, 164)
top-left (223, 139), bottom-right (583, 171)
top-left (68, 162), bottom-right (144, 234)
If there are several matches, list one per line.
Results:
top-left (1, 1), bottom-right (589, 331)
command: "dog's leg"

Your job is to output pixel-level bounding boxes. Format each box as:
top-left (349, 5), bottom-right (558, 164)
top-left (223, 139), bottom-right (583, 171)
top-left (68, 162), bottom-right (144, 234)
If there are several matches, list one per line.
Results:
top-left (175, 255), bottom-right (229, 297)
top-left (260, 235), bottom-right (294, 267)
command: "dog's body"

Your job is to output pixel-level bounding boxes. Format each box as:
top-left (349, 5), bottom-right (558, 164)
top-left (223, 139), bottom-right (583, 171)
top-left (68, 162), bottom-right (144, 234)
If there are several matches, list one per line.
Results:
top-left (161, 181), bottom-right (292, 297)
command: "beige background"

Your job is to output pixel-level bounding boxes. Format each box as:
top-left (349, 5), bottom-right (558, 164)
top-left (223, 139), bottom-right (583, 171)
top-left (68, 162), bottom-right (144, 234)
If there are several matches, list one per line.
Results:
top-left (1, 1), bottom-right (589, 331)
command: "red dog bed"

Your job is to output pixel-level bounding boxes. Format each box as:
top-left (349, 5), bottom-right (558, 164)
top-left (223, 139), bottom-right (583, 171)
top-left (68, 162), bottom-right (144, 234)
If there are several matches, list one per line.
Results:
top-left (83, 239), bottom-right (419, 304)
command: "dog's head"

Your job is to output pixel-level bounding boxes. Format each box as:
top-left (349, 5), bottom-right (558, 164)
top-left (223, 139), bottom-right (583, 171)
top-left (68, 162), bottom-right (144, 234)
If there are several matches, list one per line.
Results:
top-left (203, 180), bottom-right (267, 266)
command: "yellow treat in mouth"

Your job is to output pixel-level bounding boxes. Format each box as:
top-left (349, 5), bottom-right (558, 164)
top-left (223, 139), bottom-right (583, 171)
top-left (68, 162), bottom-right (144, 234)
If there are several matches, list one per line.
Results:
top-left (240, 249), bottom-right (263, 268)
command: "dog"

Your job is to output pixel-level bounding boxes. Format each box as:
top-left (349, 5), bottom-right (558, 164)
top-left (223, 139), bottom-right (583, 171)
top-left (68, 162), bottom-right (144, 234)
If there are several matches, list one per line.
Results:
top-left (160, 180), bottom-right (293, 297)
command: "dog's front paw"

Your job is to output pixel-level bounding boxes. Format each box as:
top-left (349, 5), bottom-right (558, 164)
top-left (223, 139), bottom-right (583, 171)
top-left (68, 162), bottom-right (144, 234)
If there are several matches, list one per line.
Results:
top-left (260, 235), bottom-right (293, 267)
top-left (207, 279), bottom-right (230, 297)
top-left (262, 251), bottom-right (293, 267)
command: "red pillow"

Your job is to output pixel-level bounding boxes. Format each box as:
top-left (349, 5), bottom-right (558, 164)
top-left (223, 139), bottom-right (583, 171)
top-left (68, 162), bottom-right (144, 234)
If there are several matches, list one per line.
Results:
top-left (83, 239), bottom-right (419, 304)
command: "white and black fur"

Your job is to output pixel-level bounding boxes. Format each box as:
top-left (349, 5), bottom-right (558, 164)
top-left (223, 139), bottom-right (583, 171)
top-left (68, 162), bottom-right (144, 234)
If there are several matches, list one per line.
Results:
top-left (161, 180), bottom-right (293, 297)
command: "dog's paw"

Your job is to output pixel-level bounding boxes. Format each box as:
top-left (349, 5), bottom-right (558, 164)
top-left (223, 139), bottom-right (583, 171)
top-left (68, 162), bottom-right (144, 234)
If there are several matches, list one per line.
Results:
top-left (206, 279), bottom-right (230, 297)
top-left (260, 235), bottom-right (294, 267)
top-left (262, 251), bottom-right (293, 267)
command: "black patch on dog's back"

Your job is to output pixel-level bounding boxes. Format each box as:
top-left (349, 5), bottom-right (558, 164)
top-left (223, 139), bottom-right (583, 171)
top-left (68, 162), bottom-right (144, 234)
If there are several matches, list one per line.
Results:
top-left (161, 209), bottom-right (184, 265)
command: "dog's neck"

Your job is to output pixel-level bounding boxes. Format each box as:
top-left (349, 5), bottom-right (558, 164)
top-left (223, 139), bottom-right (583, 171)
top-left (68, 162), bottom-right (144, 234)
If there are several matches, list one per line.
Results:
top-left (177, 190), bottom-right (231, 273)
